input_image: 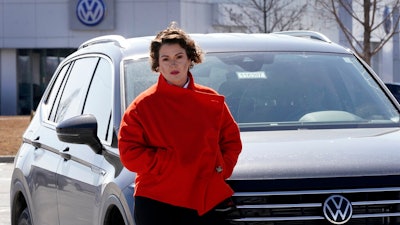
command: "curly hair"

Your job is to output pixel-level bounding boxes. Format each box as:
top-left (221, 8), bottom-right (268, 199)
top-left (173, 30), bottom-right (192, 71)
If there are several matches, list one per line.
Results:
top-left (150, 22), bottom-right (203, 72)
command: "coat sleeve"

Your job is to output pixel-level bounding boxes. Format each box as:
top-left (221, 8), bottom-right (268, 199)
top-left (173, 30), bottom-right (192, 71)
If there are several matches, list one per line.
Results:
top-left (219, 103), bottom-right (242, 179)
top-left (118, 104), bottom-right (169, 174)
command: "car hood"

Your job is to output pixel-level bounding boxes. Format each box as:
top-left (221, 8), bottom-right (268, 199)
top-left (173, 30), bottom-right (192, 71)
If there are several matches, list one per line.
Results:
top-left (231, 127), bottom-right (400, 180)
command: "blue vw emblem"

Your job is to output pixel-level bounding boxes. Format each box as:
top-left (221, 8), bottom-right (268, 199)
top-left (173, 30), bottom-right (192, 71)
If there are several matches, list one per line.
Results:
top-left (76, 0), bottom-right (106, 26)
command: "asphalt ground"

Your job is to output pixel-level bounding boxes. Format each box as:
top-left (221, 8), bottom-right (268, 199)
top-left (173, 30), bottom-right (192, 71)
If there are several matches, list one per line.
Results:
top-left (0, 162), bottom-right (13, 225)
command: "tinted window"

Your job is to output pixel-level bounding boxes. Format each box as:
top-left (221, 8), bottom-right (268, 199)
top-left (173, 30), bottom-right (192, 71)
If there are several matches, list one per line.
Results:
top-left (54, 57), bottom-right (99, 123)
top-left (385, 83), bottom-right (400, 102)
top-left (45, 63), bottom-right (70, 122)
top-left (83, 58), bottom-right (113, 141)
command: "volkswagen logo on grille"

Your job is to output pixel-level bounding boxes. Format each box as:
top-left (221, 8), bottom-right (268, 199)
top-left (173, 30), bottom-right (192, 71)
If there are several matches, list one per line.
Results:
top-left (76, 0), bottom-right (106, 26)
top-left (323, 195), bottom-right (353, 224)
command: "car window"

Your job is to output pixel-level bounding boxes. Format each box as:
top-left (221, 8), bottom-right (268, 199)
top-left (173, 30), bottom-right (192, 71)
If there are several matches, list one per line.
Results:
top-left (123, 52), bottom-right (400, 130)
top-left (335, 57), bottom-right (396, 120)
top-left (385, 83), bottom-right (400, 102)
top-left (83, 58), bottom-right (113, 142)
top-left (44, 63), bottom-right (71, 122)
top-left (123, 59), bottom-right (156, 108)
top-left (54, 57), bottom-right (99, 123)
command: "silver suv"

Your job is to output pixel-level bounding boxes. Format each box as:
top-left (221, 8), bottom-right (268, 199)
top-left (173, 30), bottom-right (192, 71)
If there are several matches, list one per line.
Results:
top-left (10, 31), bottom-right (400, 225)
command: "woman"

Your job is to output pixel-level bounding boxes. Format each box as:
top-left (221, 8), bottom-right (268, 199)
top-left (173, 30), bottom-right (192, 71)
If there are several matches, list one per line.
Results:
top-left (118, 23), bottom-right (242, 225)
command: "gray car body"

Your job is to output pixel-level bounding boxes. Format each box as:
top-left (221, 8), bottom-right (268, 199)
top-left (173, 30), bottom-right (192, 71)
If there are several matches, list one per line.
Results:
top-left (10, 33), bottom-right (400, 225)
top-left (235, 128), bottom-right (400, 180)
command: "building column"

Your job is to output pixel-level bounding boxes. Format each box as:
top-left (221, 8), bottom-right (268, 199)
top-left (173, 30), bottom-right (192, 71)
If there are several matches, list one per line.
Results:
top-left (338, 0), bottom-right (352, 48)
top-left (0, 49), bottom-right (17, 115)
top-left (393, 7), bottom-right (400, 83)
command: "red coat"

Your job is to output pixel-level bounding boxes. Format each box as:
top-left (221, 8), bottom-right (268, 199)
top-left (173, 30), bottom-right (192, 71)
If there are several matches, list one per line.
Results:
top-left (118, 73), bottom-right (242, 215)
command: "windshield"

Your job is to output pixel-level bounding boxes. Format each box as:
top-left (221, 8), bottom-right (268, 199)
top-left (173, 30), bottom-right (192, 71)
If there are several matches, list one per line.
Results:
top-left (123, 52), bottom-right (400, 130)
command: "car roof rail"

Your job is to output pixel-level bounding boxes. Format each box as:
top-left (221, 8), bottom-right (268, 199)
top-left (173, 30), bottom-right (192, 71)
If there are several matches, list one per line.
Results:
top-left (273, 30), bottom-right (332, 43)
top-left (79, 35), bottom-right (129, 49)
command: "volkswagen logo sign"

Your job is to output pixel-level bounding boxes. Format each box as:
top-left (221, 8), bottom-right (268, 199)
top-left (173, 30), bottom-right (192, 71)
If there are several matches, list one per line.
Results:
top-left (323, 195), bottom-right (353, 224)
top-left (76, 0), bottom-right (106, 26)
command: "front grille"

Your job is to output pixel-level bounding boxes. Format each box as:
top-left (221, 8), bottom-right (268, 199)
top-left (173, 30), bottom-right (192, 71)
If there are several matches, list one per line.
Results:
top-left (227, 177), bottom-right (400, 225)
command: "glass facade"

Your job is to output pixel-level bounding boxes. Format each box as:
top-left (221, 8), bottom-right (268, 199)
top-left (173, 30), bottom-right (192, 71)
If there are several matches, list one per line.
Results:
top-left (17, 49), bottom-right (75, 115)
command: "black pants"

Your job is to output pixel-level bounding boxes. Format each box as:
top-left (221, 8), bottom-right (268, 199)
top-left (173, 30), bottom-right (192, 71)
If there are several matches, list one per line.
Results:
top-left (134, 196), bottom-right (231, 225)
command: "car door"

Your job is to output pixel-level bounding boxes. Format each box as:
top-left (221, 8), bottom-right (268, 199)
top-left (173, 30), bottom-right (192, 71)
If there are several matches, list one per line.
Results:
top-left (27, 127), bottom-right (65, 225)
top-left (56, 143), bottom-right (106, 225)
top-left (55, 56), bottom-right (112, 225)
top-left (22, 63), bottom-right (71, 225)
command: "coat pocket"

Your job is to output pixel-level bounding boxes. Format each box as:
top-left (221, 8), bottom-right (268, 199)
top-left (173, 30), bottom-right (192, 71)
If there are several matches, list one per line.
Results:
top-left (148, 147), bottom-right (173, 175)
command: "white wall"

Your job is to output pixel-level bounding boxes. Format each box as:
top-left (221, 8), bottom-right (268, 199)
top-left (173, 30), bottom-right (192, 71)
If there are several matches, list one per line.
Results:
top-left (0, 0), bottom-right (216, 115)
top-left (0, 0), bottom-right (214, 48)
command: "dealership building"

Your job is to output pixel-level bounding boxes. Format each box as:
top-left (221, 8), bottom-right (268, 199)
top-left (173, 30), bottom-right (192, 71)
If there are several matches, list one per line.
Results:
top-left (0, 0), bottom-right (396, 115)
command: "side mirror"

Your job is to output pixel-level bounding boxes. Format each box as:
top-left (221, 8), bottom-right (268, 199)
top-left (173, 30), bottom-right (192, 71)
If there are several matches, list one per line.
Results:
top-left (56, 114), bottom-right (103, 154)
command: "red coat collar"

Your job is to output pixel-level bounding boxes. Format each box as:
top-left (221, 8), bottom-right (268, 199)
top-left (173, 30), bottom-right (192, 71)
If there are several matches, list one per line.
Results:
top-left (157, 72), bottom-right (195, 93)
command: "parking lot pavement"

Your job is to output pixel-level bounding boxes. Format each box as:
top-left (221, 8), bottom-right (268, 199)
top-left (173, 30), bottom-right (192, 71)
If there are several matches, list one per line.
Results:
top-left (0, 163), bottom-right (13, 225)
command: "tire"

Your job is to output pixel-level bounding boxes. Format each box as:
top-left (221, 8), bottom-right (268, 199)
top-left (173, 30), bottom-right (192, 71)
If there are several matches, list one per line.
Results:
top-left (17, 208), bottom-right (32, 225)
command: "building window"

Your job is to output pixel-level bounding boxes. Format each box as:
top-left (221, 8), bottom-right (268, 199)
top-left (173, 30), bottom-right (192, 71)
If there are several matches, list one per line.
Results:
top-left (17, 49), bottom-right (75, 115)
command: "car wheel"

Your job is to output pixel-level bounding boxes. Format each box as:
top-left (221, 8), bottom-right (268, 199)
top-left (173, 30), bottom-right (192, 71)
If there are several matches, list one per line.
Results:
top-left (17, 208), bottom-right (32, 225)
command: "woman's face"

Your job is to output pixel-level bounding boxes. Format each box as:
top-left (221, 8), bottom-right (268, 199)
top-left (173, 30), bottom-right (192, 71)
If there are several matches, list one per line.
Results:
top-left (158, 43), bottom-right (191, 87)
